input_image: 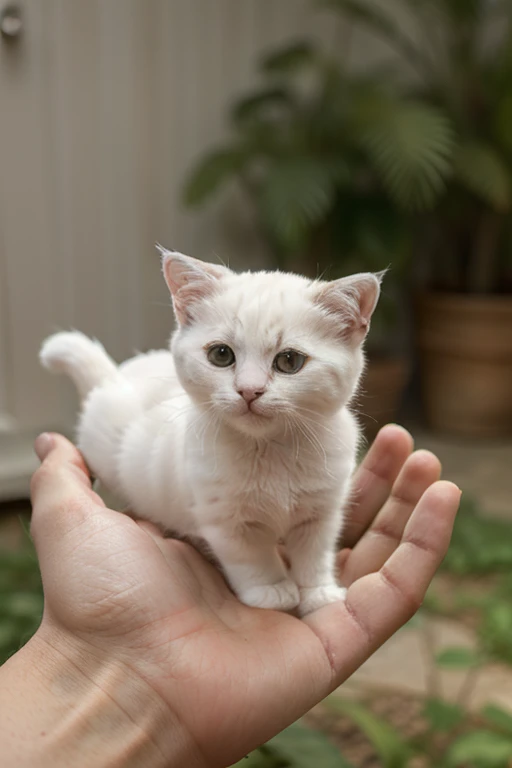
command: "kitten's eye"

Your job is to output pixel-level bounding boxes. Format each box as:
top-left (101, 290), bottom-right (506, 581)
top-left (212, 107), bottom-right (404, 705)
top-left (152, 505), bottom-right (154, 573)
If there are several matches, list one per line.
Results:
top-left (207, 344), bottom-right (235, 368)
top-left (273, 350), bottom-right (307, 374)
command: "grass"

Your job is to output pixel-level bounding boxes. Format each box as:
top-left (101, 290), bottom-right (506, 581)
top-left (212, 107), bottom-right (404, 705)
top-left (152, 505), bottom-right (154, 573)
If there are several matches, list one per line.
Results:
top-left (424, 495), bottom-right (512, 666)
top-left (0, 517), bottom-right (43, 665)
top-left (443, 496), bottom-right (512, 575)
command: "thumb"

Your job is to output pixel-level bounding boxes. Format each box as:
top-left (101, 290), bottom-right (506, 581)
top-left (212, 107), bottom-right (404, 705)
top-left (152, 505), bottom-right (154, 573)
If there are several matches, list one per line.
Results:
top-left (30, 433), bottom-right (104, 555)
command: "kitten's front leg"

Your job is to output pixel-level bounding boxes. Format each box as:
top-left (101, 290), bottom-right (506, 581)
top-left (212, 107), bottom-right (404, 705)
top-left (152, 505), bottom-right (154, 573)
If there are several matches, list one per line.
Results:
top-left (201, 523), bottom-right (299, 612)
top-left (286, 503), bottom-right (346, 617)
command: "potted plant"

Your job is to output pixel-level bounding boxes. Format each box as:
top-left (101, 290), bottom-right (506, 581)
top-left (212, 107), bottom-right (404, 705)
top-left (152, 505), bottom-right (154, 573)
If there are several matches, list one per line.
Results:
top-left (324, 0), bottom-right (512, 436)
top-left (182, 36), bottom-right (453, 434)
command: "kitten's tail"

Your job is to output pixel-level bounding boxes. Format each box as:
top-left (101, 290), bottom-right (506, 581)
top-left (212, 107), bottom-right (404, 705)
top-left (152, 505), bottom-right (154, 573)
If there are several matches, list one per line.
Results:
top-left (40, 331), bottom-right (120, 400)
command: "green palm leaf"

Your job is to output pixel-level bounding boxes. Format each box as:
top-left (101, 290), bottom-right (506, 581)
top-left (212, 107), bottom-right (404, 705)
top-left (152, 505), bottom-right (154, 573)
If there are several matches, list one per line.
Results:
top-left (352, 97), bottom-right (453, 209)
top-left (318, 0), bottom-right (429, 76)
top-left (183, 147), bottom-right (249, 206)
top-left (435, 0), bottom-right (483, 22)
top-left (231, 87), bottom-right (294, 127)
top-left (261, 41), bottom-right (318, 75)
top-left (453, 140), bottom-right (511, 211)
top-left (260, 156), bottom-right (347, 250)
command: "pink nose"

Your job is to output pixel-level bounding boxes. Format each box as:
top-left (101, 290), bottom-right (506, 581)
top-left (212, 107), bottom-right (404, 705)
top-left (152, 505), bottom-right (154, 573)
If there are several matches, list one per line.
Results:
top-left (238, 388), bottom-right (264, 404)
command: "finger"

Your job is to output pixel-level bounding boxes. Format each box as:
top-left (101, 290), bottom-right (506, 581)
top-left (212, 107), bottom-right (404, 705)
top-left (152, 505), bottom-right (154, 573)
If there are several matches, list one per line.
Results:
top-left (336, 548), bottom-right (351, 579)
top-left (342, 450), bottom-right (441, 585)
top-left (343, 424), bottom-right (414, 548)
top-left (305, 481), bottom-right (461, 689)
top-left (30, 433), bottom-right (106, 555)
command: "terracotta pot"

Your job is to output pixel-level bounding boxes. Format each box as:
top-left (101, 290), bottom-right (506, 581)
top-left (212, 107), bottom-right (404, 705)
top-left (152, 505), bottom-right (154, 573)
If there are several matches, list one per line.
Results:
top-left (357, 357), bottom-right (410, 440)
top-left (417, 292), bottom-right (512, 438)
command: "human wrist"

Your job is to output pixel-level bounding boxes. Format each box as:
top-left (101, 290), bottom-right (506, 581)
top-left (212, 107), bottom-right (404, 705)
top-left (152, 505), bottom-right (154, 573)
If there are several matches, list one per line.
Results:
top-left (1, 622), bottom-right (207, 768)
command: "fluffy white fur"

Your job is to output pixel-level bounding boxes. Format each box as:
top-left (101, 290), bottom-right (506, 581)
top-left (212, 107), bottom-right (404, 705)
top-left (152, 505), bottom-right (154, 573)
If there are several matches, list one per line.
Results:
top-left (40, 249), bottom-right (381, 616)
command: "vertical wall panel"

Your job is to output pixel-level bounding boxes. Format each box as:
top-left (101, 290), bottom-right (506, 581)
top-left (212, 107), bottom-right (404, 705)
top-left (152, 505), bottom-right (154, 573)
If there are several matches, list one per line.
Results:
top-left (0, 1), bottom-right (68, 428)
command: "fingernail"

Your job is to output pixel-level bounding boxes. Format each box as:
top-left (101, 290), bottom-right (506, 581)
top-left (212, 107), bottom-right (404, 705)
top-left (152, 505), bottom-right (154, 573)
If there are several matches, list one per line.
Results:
top-left (34, 433), bottom-right (54, 462)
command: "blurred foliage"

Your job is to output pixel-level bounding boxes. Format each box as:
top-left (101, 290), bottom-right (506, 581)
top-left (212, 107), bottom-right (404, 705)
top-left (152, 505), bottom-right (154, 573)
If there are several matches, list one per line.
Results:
top-left (183, 16), bottom-right (453, 349)
top-left (233, 721), bottom-right (354, 767)
top-left (318, 0), bottom-right (512, 294)
top-left (321, 617), bottom-right (512, 768)
top-left (324, 697), bottom-right (412, 767)
top-left (183, 40), bottom-right (451, 257)
top-left (184, 0), bottom-right (512, 312)
top-left (0, 525), bottom-right (43, 665)
top-left (443, 496), bottom-right (512, 575)
top-left (426, 495), bottom-right (512, 667)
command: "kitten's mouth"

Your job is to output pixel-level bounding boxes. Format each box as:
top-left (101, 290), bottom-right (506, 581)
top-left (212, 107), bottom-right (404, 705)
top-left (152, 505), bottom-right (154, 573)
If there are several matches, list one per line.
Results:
top-left (241, 403), bottom-right (271, 419)
top-left (242, 408), bottom-right (270, 419)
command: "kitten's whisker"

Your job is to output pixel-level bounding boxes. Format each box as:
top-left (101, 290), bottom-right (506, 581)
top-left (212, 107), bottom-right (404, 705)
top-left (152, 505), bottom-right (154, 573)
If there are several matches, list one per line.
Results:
top-left (288, 412), bottom-right (334, 477)
top-left (293, 407), bottom-right (337, 436)
top-left (293, 407), bottom-right (352, 453)
top-left (284, 414), bottom-right (300, 461)
top-left (164, 403), bottom-right (195, 427)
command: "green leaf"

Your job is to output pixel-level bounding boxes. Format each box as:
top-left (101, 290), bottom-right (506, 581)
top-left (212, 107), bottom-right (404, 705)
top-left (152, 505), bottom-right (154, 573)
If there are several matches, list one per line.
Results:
top-left (443, 499), bottom-right (512, 575)
top-left (324, 697), bottom-right (410, 768)
top-left (480, 600), bottom-right (512, 665)
top-left (352, 97), bottom-right (453, 210)
top-left (0, 543), bottom-right (42, 665)
top-left (482, 705), bottom-right (512, 737)
top-left (182, 147), bottom-right (248, 206)
top-left (259, 157), bottom-right (345, 250)
top-left (231, 87), bottom-right (294, 126)
top-left (436, 0), bottom-right (482, 22)
top-left (493, 93), bottom-right (512, 158)
top-left (319, 0), bottom-right (428, 75)
top-left (1, 592), bottom-right (43, 619)
top-left (435, 646), bottom-right (480, 669)
top-left (453, 141), bottom-right (511, 211)
top-left (423, 698), bottom-right (465, 732)
top-left (267, 721), bottom-right (353, 768)
top-left (232, 747), bottom-right (285, 768)
top-left (447, 730), bottom-right (512, 768)
top-left (260, 41), bottom-right (318, 75)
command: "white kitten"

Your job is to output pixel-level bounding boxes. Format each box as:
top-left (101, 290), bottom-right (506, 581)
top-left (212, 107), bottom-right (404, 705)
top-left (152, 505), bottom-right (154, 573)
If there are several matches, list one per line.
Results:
top-left (40, 249), bottom-right (381, 616)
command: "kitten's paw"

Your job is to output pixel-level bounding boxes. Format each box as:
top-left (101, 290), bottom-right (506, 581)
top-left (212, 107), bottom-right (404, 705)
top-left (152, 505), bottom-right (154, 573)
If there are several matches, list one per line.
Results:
top-left (298, 585), bottom-right (347, 616)
top-left (238, 579), bottom-right (300, 612)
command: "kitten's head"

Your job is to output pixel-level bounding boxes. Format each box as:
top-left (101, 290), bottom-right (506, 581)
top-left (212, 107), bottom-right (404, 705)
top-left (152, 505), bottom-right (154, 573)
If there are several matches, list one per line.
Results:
top-left (159, 247), bottom-right (381, 438)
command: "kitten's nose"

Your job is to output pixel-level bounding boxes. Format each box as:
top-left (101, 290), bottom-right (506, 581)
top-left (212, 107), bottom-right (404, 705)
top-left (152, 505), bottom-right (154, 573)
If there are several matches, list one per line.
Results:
top-left (238, 387), bottom-right (264, 404)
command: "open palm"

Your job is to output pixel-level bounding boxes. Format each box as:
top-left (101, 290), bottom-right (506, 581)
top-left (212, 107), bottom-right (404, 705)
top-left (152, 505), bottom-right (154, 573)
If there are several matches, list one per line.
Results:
top-left (30, 426), bottom-right (459, 768)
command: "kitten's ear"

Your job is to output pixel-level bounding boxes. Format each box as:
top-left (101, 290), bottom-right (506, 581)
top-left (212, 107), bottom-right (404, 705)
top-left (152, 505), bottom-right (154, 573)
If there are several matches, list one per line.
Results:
top-left (311, 272), bottom-right (382, 344)
top-left (157, 246), bottom-right (231, 325)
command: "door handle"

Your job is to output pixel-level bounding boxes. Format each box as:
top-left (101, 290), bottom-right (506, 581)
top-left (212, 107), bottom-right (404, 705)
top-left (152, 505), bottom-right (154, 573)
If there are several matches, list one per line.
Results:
top-left (0, 3), bottom-right (22, 39)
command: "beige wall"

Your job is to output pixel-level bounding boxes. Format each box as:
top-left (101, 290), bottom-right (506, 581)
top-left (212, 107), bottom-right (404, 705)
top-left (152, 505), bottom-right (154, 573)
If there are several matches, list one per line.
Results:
top-left (0, 0), bottom-right (343, 496)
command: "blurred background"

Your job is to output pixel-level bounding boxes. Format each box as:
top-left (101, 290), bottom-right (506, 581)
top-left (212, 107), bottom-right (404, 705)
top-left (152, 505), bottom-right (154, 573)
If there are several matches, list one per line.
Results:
top-left (1, 1), bottom-right (512, 765)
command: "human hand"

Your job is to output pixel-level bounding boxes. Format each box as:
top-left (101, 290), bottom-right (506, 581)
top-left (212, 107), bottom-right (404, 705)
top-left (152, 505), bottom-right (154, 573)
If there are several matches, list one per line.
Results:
top-left (27, 426), bottom-right (459, 767)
